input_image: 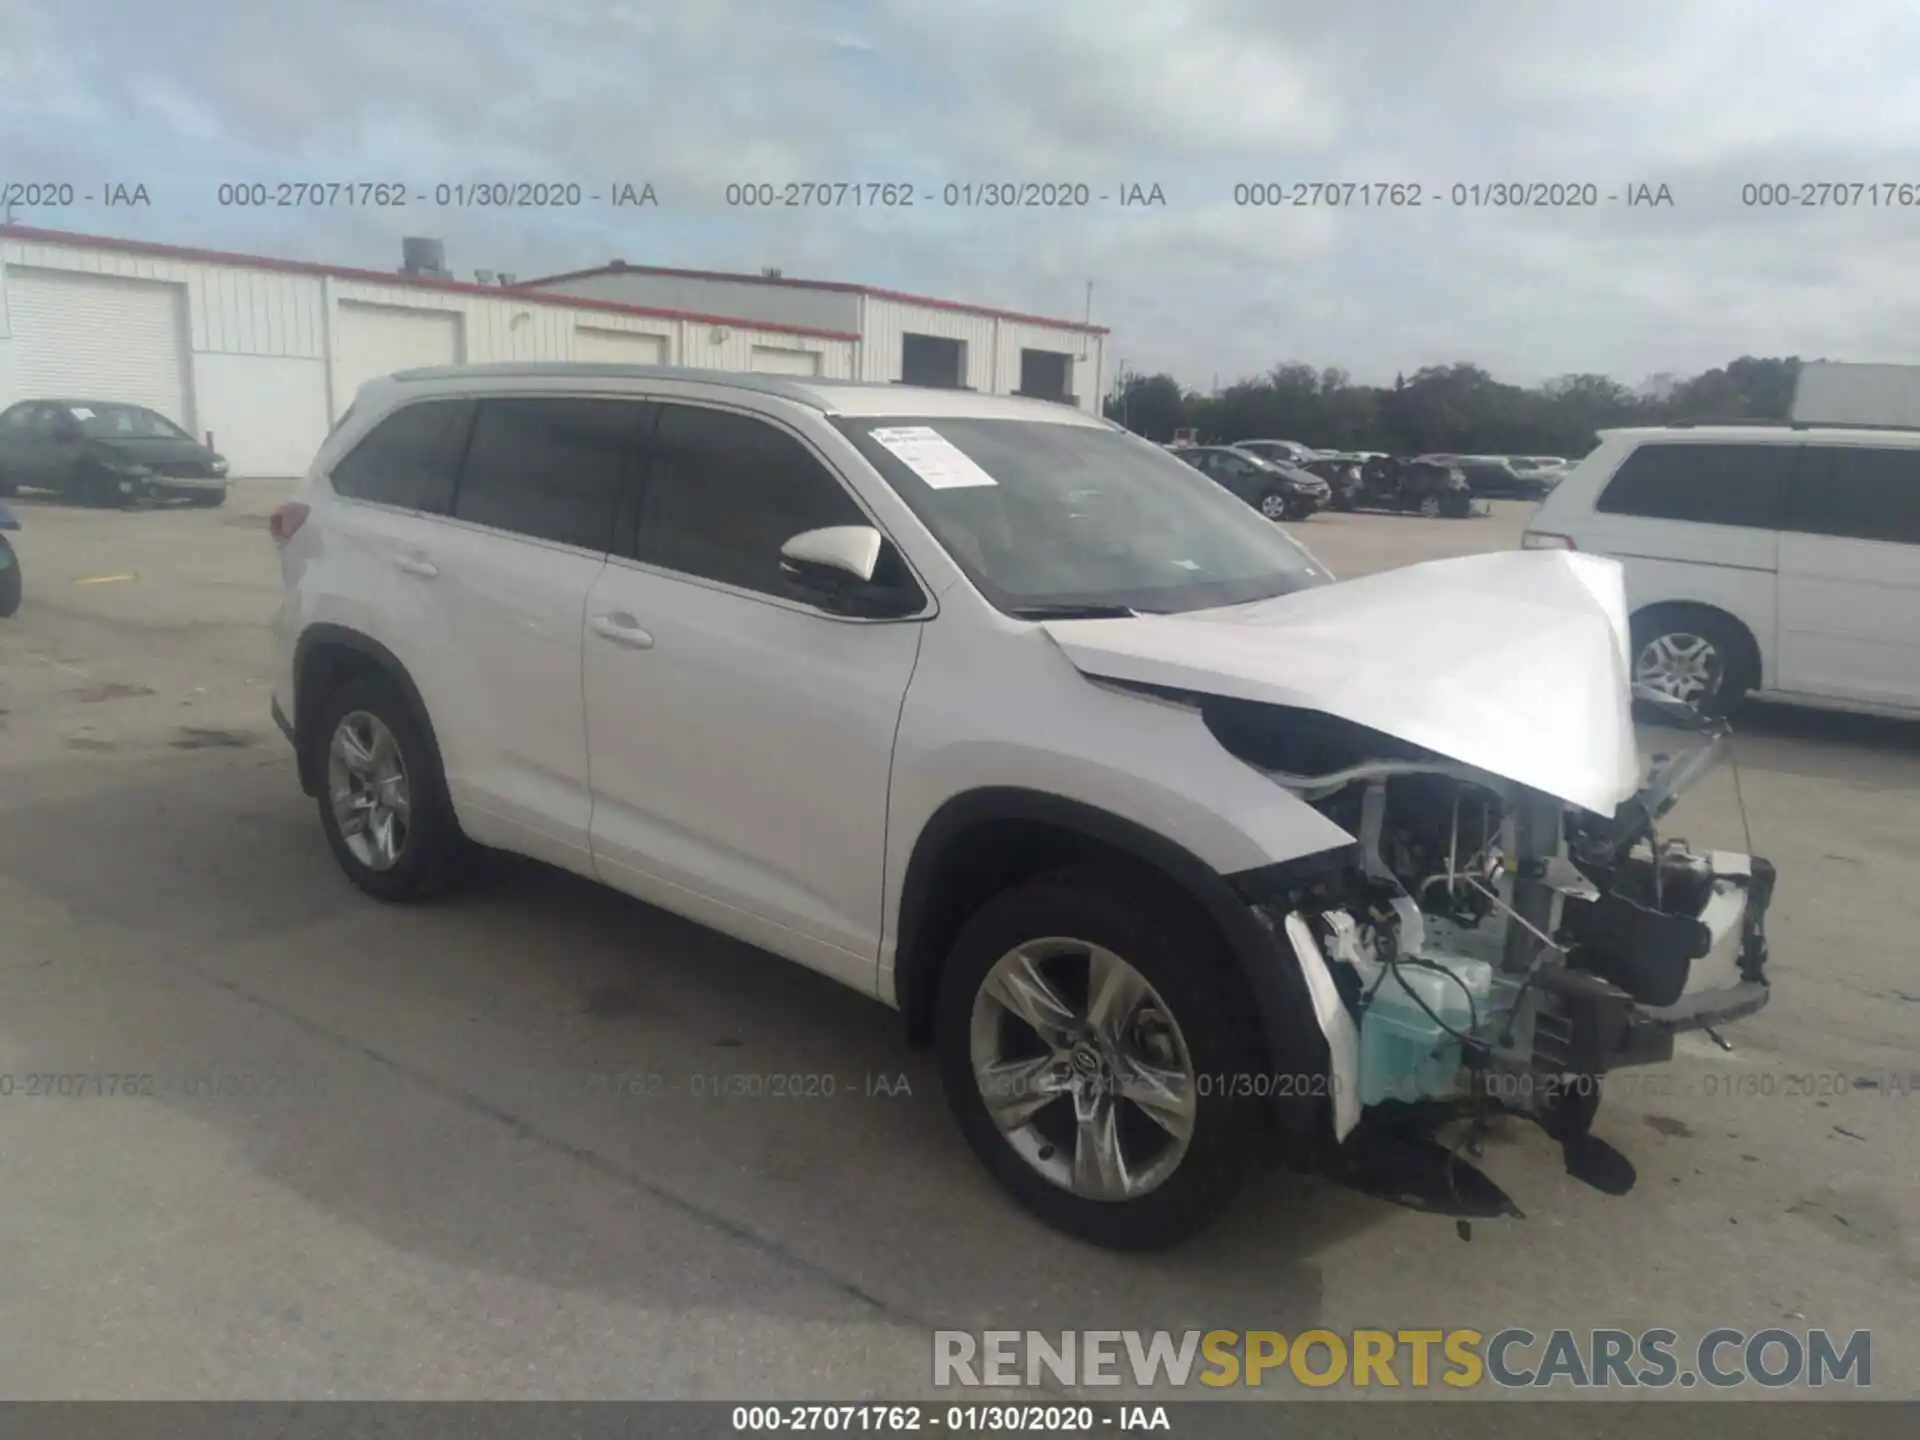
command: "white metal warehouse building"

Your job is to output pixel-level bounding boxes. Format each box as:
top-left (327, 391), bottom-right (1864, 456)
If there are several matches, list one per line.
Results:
top-left (0, 225), bottom-right (1107, 479)
top-left (518, 260), bottom-right (1107, 417)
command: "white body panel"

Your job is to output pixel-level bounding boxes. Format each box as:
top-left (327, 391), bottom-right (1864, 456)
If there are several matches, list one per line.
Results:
top-left (581, 557), bottom-right (922, 992)
top-left (1776, 531), bottom-right (1920, 708)
top-left (879, 591), bottom-right (1361, 993)
top-left (405, 518), bottom-right (605, 871)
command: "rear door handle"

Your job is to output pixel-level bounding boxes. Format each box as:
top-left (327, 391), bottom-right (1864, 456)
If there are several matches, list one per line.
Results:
top-left (589, 612), bottom-right (655, 650)
top-left (393, 554), bottom-right (439, 578)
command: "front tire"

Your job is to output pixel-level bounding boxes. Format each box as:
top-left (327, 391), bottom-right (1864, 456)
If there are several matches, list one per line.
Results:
top-left (1630, 605), bottom-right (1756, 717)
top-left (69, 464), bottom-right (130, 509)
top-left (312, 672), bottom-right (472, 901)
top-left (1257, 490), bottom-right (1290, 521)
top-left (1440, 490), bottom-right (1472, 519)
top-left (934, 868), bottom-right (1270, 1251)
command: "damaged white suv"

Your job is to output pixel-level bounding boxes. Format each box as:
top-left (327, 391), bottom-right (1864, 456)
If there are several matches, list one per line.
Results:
top-left (270, 365), bottom-right (1775, 1250)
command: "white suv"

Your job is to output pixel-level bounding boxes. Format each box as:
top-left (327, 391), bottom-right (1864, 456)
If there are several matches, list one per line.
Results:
top-left (1525, 425), bottom-right (1920, 717)
top-left (270, 365), bottom-right (1776, 1249)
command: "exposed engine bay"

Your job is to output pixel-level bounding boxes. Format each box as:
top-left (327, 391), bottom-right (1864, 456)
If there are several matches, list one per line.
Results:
top-left (1203, 693), bottom-right (1776, 1150)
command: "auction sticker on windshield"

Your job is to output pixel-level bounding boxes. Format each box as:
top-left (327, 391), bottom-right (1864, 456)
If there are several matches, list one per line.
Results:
top-left (869, 426), bottom-right (999, 489)
top-left (69, 407), bottom-right (95, 419)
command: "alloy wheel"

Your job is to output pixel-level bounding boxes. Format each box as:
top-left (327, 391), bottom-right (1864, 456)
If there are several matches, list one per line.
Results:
top-left (327, 711), bottom-right (412, 871)
top-left (1259, 492), bottom-right (1289, 520)
top-left (1634, 631), bottom-right (1724, 704)
top-left (969, 938), bottom-right (1197, 1202)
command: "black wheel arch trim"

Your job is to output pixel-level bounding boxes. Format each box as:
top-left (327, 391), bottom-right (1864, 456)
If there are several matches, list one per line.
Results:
top-left (290, 624), bottom-right (447, 799)
top-left (894, 786), bottom-right (1339, 1145)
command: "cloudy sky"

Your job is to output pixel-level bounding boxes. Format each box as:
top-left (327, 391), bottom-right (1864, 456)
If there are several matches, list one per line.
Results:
top-left (4, 0), bottom-right (1918, 392)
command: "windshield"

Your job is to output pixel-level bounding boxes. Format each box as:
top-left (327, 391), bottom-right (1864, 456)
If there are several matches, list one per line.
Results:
top-left (834, 417), bottom-right (1330, 615)
top-left (68, 404), bottom-right (190, 440)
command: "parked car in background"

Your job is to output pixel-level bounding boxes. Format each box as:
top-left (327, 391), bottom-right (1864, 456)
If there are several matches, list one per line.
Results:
top-left (0, 400), bottom-right (230, 508)
top-left (1350, 455), bottom-right (1476, 517)
top-left (1524, 424), bottom-right (1920, 716)
top-left (1175, 444), bottom-right (1331, 519)
top-left (1233, 438), bottom-right (1320, 468)
top-left (271, 364), bottom-right (1776, 1250)
top-left (1508, 456), bottom-right (1572, 492)
top-left (1425, 453), bottom-right (1544, 500)
top-left (1300, 453), bottom-right (1366, 509)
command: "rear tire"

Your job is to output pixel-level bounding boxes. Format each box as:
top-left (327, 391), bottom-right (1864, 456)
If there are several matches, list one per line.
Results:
top-left (311, 672), bottom-right (473, 901)
top-left (934, 867), bottom-right (1271, 1251)
top-left (0, 468), bottom-right (16, 498)
top-left (1630, 604), bottom-right (1756, 717)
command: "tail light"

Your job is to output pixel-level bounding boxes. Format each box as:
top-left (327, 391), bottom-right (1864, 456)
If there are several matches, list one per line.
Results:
top-left (269, 502), bottom-right (310, 545)
top-left (1523, 531), bottom-right (1576, 550)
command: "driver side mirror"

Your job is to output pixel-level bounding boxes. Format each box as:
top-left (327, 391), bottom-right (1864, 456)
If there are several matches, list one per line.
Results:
top-left (778, 525), bottom-right (919, 617)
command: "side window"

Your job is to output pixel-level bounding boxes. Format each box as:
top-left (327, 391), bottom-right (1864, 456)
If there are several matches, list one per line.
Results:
top-left (1594, 442), bottom-right (1791, 529)
top-left (450, 397), bottom-right (644, 551)
top-left (330, 400), bottom-right (474, 510)
top-left (1786, 446), bottom-right (1920, 546)
top-left (633, 405), bottom-right (870, 598)
top-left (0, 406), bottom-right (31, 432)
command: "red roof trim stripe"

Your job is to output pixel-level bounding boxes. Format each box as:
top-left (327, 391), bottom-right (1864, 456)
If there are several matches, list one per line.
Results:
top-left (0, 225), bottom-right (862, 341)
top-left (514, 261), bottom-right (1111, 335)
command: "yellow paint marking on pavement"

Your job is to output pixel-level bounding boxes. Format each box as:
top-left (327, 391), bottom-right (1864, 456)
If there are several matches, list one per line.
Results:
top-left (74, 573), bottom-right (138, 585)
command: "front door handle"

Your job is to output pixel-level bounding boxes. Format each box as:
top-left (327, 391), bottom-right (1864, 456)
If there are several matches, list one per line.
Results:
top-left (393, 554), bottom-right (439, 578)
top-left (589, 612), bottom-right (655, 650)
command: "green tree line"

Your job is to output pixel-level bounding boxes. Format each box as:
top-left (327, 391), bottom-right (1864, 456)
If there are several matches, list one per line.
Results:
top-left (1103, 356), bottom-right (1806, 457)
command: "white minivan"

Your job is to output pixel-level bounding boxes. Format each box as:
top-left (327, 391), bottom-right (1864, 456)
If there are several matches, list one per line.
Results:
top-left (1524, 425), bottom-right (1920, 717)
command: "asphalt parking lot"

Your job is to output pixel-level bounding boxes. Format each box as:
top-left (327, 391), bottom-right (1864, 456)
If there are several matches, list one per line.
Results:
top-left (0, 484), bottom-right (1915, 1402)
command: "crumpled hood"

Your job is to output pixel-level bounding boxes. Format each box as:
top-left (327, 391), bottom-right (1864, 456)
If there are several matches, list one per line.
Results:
top-left (1042, 550), bottom-right (1642, 814)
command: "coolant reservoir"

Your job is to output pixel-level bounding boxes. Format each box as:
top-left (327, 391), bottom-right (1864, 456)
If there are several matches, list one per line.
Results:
top-left (1357, 955), bottom-right (1494, 1106)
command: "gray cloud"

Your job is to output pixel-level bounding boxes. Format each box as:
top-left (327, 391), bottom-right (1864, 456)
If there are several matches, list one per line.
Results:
top-left (3, 0), bottom-right (1916, 388)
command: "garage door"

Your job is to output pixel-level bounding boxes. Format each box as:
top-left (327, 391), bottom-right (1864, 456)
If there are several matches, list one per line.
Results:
top-left (574, 327), bottom-right (668, 364)
top-left (5, 267), bottom-right (192, 425)
top-left (750, 345), bottom-right (822, 377)
top-left (336, 303), bottom-right (462, 409)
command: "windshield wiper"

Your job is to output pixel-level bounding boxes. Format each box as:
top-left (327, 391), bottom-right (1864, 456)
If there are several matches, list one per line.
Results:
top-left (1005, 602), bottom-right (1144, 620)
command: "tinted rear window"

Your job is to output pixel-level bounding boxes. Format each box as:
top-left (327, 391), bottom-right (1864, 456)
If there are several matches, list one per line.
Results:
top-left (1595, 442), bottom-right (1791, 528)
top-left (330, 400), bottom-right (474, 510)
top-left (1786, 445), bottom-right (1920, 545)
top-left (450, 397), bottom-right (644, 552)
